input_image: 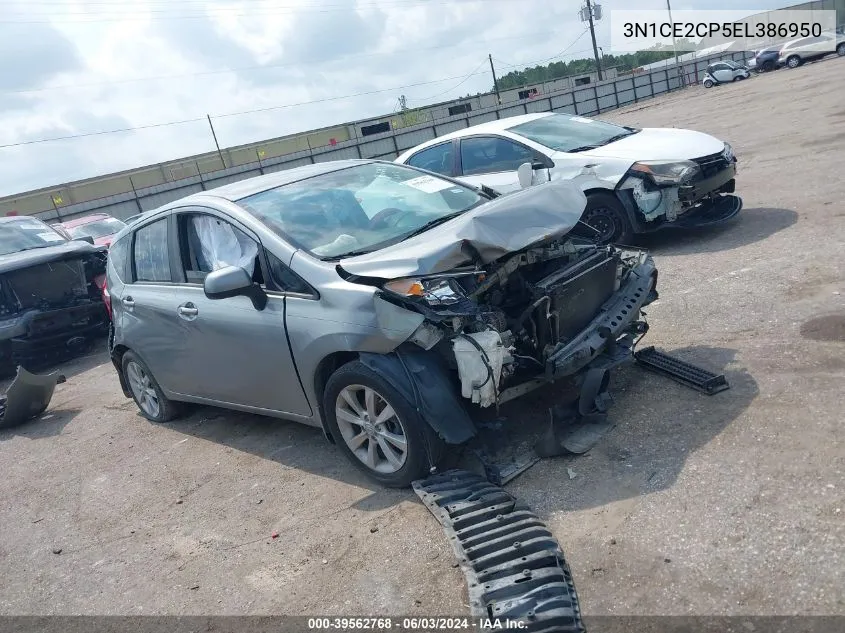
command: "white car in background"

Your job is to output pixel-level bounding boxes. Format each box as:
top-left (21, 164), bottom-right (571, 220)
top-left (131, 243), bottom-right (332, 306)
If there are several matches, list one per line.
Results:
top-left (778, 32), bottom-right (845, 68)
top-left (395, 112), bottom-right (742, 244)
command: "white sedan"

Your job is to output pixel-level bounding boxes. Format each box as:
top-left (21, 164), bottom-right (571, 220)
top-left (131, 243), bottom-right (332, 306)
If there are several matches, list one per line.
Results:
top-left (395, 112), bottom-right (742, 244)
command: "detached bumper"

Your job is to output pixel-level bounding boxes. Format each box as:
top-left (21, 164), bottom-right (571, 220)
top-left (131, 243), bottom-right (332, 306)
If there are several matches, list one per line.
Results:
top-left (546, 254), bottom-right (658, 378)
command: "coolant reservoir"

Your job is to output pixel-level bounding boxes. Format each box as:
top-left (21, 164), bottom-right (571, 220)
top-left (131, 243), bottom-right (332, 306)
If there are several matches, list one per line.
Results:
top-left (452, 331), bottom-right (505, 408)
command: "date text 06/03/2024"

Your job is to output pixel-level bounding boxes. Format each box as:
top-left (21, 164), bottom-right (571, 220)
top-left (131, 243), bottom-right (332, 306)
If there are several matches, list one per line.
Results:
top-left (306, 617), bottom-right (528, 630)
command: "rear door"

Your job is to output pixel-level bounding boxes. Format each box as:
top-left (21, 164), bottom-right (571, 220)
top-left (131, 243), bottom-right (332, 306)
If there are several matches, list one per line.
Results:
top-left (456, 135), bottom-right (549, 193)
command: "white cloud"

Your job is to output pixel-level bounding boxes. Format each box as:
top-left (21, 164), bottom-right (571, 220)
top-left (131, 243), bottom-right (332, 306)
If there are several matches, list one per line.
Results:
top-left (0, 0), bottom-right (708, 196)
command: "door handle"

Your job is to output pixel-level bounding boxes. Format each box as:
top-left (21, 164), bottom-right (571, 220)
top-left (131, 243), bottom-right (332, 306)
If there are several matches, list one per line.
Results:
top-left (122, 296), bottom-right (135, 308)
top-left (177, 303), bottom-right (199, 319)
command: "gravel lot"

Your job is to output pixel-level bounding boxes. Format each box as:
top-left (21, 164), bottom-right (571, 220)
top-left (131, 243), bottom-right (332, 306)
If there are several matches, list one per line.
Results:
top-left (1, 58), bottom-right (843, 618)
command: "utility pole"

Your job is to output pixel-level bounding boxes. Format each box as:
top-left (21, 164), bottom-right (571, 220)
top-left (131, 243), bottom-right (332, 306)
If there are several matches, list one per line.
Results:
top-left (489, 54), bottom-right (501, 105)
top-left (584, 0), bottom-right (603, 80)
top-left (206, 114), bottom-right (226, 168)
top-left (666, 0), bottom-right (682, 84)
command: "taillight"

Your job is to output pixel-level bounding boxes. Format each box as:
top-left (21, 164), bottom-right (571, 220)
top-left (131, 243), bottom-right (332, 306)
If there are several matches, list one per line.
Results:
top-left (95, 274), bottom-right (112, 319)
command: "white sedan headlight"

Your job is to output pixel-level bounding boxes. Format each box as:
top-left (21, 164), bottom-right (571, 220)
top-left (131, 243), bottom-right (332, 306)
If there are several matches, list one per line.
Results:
top-left (630, 160), bottom-right (700, 185)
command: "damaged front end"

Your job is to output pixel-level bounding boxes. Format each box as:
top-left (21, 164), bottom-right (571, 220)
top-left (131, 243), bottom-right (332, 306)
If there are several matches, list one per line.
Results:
top-left (618, 145), bottom-right (742, 231)
top-left (0, 247), bottom-right (109, 374)
top-left (364, 236), bottom-right (658, 415)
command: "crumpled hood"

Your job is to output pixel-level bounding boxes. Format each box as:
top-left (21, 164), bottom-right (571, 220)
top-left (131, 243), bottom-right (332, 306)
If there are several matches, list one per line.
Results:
top-left (339, 180), bottom-right (587, 279)
top-left (577, 127), bottom-right (725, 161)
top-left (0, 240), bottom-right (107, 275)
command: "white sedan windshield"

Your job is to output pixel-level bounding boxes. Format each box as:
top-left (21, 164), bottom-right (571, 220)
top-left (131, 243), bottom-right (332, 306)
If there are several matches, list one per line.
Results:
top-left (236, 163), bottom-right (483, 258)
top-left (508, 113), bottom-right (636, 152)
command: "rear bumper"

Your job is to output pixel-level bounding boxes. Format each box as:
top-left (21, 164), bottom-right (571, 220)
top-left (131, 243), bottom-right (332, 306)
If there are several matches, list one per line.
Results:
top-left (546, 253), bottom-right (658, 378)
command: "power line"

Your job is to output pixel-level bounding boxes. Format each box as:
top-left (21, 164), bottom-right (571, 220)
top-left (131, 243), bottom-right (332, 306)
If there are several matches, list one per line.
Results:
top-left (1, 0), bottom-right (532, 23)
top-left (3, 28), bottom-right (568, 96)
top-left (0, 67), bottom-right (497, 148)
top-left (406, 59), bottom-right (489, 102)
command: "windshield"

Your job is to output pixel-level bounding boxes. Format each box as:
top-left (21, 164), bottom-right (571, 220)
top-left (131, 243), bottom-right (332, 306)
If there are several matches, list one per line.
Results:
top-left (507, 113), bottom-right (637, 153)
top-left (236, 162), bottom-right (484, 259)
top-left (0, 218), bottom-right (66, 256)
top-left (68, 217), bottom-right (126, 240)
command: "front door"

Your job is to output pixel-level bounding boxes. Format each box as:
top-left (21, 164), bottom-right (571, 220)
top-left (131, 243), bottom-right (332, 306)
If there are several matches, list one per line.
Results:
top-left (457, 135), bottom-right (550, 193)
top-left (165, 210), bottom-right (311, 417)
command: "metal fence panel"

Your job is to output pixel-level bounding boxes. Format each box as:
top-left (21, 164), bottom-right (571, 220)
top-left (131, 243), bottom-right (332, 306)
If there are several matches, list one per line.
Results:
top-left (467, 112), bottom-right (499, 125)
top-left (433, 119), bottom-right (469, 135)
top-left (525, 98), bottom-right (552, 113)
top-left (140, 184), bottom-right (203, 211)
top-left (395, 127), bottom-right (437, 150)
top-left (358, 137), bottom-right (396, 158)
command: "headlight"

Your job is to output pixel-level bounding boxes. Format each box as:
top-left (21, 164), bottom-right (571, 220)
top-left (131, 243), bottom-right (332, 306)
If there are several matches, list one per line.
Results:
top-left (630, 160), bottom-right (700, 185)
top-left (383, 277), bottom-right (465, 306)
top-left (722, 142), bottom-right (735, 162)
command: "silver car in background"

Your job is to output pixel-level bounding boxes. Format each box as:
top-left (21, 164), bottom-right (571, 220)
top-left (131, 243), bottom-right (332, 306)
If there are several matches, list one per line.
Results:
top-left (106, 160), bottom-right (658, 487)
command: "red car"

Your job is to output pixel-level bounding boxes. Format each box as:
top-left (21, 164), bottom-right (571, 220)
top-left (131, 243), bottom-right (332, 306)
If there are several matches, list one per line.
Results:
top-left (58, 213), bottom-right (127, 247)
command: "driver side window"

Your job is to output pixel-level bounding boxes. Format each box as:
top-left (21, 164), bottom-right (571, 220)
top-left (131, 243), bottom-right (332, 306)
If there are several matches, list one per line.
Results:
top-left (177, 212), bottom-right (265, 286)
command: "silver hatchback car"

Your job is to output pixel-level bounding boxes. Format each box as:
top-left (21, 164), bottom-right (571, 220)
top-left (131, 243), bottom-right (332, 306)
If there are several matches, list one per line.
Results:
top-left (107, 160), bottom-right (658, 487)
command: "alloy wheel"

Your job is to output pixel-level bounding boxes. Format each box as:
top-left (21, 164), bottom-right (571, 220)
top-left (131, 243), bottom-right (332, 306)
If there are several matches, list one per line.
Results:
top-left (126, 360), bottom-right (161, 418)
top-left (335, 385), bottom-right (408, 474)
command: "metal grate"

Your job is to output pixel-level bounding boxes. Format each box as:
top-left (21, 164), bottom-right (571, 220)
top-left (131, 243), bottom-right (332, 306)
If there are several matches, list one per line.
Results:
top-left (414, 470), bottom-right (585, 633)
top-left (634, 346), bottom-right (730, 395)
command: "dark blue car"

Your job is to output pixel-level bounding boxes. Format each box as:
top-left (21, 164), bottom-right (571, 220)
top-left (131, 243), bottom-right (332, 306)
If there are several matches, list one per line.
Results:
top-left (752, 46), bottom-right (781, 72)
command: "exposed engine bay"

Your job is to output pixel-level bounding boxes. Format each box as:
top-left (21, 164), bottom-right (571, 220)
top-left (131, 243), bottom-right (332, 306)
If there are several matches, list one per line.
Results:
top-left (0, 250), bottom-right (109, 373)
top-left (377, 237), bottom-right (658, 408)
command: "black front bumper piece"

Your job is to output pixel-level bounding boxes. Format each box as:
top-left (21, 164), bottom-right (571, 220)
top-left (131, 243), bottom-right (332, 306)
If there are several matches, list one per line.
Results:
top-left (414, 470), bottom-right (584, 632)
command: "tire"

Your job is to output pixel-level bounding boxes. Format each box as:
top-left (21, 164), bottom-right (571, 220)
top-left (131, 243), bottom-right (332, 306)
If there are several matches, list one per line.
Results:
top-left (121, 351), bottom-right (182, 423)
top-left (323, 360), bottom-right (444, 488)
top-left (837, 43), bottom-right (845, 57)
top-left (703, 79), bottom-right (714, 88)
top-left (761, 60), bottom-right (775, 72)
top-left (581, 192), bottom-right (634, 246)
top-left (786, 55), bottom-right (801, 68)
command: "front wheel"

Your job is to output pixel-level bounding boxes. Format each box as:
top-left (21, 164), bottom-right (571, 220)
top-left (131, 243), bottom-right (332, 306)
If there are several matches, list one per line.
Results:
top-left (703, 79), bottom-right (714, 88)
top-left (761, 60), bottom-right (775, 72)
top-left (837, 43), bottom-right (845, 57)
top-left (786, 55), bottom-right (801, 68)
top-left (323, 360), bottom-right (443, 488)
top-left (581, 192), bottom-right (634, 246)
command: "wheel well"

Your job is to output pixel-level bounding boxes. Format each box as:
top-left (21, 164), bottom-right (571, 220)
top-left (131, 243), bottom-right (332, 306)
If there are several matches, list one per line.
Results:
top-left (313, 351), bottom-right (359, 443)
top-left (583, 187), bottom-right (614, 199)
top-left (110, 344), bottom-right (132, 397)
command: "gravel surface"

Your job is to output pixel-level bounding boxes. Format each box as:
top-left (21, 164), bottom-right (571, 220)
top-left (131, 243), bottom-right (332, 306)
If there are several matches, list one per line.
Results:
top-left (1, 57), bottom-right (843, 617)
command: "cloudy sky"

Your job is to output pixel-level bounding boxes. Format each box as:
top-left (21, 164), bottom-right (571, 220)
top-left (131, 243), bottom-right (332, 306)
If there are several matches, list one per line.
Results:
top-left (0, 0), bottom-right (789, 197)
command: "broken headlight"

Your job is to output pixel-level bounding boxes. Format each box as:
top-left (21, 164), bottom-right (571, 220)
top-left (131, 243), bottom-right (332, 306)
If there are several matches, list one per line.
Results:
top-left (722, 142), bottom-right (735, 162)
top-left (630, 160), bottom-right (700, 185)
top-left (383, 277), bottom-right (466, 306)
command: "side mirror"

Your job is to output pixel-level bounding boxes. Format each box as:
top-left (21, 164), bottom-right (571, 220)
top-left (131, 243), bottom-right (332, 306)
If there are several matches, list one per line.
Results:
top-left (74, 235), bottom-right (95, 245)
top-left (517, 162), bottom-right (534, 189)
top-left (203, 265), bottom-right (268, 311)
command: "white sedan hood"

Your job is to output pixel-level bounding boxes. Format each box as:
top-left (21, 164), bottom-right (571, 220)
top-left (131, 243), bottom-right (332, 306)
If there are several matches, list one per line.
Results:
top-left (578, 127), bottom-right (725, 161)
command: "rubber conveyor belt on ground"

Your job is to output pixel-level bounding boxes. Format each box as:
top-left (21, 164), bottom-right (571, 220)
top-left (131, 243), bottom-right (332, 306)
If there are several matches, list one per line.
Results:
top-left (634, 346), bottom-right (730, 395)
top-left (413, 470), bottom-right (585, 633)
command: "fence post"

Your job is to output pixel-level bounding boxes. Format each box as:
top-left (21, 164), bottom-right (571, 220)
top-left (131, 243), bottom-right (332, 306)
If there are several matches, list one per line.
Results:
top-left (128, 175), bottom-right (143, 213)
top-left (593, 86), bottom-right (600, 114)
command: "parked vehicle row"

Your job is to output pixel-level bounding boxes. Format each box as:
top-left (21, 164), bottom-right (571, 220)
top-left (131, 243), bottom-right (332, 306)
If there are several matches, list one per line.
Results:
top-left (748, 31), bottom-right (845, 72)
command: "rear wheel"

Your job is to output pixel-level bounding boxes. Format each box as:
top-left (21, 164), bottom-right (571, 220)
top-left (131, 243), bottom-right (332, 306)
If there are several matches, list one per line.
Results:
top-left (786, 55), bottom-right (801, 68)
top-left (581, 193), bottom-right (634, 245)
top-left (837, 42), bottom-right (845, 57)
top-left (122, 351), bottom-right (181, 423)
top-left (761, 60), bottom-right (775, 72)
top-left (323, 360), bottom-right (443, 487)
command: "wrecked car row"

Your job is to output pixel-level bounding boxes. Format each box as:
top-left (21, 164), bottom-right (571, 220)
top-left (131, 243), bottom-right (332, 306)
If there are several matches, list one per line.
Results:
top-left (101, 160), bottom-right (677, 487)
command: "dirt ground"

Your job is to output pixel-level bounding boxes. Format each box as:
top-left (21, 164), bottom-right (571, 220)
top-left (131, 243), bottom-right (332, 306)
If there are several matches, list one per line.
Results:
top-left (1, 58), bottom-right (843, 617)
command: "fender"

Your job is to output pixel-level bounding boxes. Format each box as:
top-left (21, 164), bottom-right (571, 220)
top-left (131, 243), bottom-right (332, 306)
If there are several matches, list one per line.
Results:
top-left (359, 350), bottom-right (477, 445)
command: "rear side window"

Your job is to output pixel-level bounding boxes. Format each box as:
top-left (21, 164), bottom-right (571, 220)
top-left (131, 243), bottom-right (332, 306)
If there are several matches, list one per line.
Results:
top-left (133, 219), bottom-right (171, 282)
top-left (108, 234), bottom-right (130, 283)
top-left (406, 142), bottom-right (454, 176)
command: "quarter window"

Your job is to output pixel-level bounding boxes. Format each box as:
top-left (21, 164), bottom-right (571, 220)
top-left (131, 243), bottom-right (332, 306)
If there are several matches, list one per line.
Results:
top-left (133, 219), bottom-right (171, 282)
top-left (109, 234), bottom-right (130, 283)
top-left (460, 136), bottom-right (535, 176)
top-left (406, 142), bottom-right (454, 176)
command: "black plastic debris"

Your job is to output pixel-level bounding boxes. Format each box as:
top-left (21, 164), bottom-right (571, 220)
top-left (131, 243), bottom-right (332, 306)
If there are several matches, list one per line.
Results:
top-left (0, 367), bottom-right (66, 429)
top-left (634, 346), bottom-right (730, 395)
top-left (413, 470), bottom-right (585, 633)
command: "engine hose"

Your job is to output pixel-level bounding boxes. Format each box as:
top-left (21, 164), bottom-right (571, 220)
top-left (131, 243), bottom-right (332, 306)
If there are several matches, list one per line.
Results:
top-left (511, 295), bottom-right (551, 334)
